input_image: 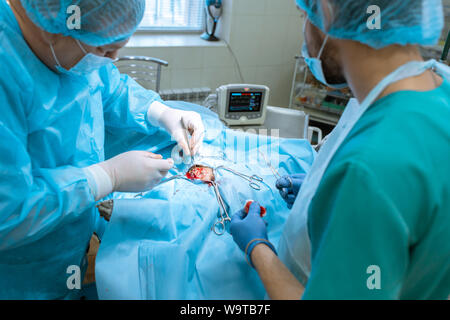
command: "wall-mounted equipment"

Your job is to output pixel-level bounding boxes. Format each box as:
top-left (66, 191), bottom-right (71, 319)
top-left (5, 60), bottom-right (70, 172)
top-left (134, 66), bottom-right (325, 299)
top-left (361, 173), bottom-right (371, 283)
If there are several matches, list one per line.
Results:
top-left (201, 0), bottom-right (223, 41)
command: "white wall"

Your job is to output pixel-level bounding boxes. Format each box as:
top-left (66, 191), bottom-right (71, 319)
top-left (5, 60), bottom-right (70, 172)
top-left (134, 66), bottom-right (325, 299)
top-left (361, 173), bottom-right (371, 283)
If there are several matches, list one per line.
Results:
top-left (120, 0), bottom-right (304, 107)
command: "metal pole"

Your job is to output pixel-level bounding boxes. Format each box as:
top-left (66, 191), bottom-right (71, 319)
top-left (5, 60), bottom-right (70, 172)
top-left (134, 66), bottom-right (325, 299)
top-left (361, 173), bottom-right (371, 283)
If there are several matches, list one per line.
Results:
top-left (289, 56), bottom-right (301, 109)
top-left (156, 64), bottom-right (162, 93)
top-left (441, 29), bottom-right (450, 62)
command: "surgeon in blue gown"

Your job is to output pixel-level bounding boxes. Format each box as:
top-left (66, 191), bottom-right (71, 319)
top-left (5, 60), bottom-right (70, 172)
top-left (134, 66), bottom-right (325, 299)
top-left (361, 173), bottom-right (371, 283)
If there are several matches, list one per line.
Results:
top-left (0, 0), bottom-right (205, 299)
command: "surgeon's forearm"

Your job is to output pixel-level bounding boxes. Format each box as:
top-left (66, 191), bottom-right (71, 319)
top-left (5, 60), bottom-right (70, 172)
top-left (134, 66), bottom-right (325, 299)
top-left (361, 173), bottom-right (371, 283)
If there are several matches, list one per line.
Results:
top-left (251, 244), bottom-right (305, 300)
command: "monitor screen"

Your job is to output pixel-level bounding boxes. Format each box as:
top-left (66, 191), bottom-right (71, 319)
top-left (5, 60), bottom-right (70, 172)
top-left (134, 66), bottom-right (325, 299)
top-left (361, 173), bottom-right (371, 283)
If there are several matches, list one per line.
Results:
top-left (228, 92), bottom-right (263, 113)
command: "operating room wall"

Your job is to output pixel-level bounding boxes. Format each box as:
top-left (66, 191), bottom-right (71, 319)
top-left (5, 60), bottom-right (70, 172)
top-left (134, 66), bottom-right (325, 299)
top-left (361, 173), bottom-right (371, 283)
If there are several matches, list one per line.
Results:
top-left (119, 0), bottom-right (304, 107)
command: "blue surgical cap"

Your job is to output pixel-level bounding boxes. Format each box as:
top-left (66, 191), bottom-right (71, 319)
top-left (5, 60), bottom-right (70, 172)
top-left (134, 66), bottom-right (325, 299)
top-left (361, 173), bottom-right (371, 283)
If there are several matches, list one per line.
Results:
top-left (20, 0), bottom-right (146, 46)
top-left (296, 0), bottom-right (444, 49)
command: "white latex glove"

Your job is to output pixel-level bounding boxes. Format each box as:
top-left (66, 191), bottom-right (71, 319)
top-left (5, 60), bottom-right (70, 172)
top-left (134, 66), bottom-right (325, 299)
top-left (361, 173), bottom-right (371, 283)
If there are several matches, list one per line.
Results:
top-left (85, 151), bottom-right (174, 201)
top-left (148, 101), bottom-right (205, 157)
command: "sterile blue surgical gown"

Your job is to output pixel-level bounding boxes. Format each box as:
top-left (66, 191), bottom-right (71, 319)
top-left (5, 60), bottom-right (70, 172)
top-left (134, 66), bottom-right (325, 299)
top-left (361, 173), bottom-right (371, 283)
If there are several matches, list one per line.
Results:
top-left (0, 0), bottom-right (163, 299)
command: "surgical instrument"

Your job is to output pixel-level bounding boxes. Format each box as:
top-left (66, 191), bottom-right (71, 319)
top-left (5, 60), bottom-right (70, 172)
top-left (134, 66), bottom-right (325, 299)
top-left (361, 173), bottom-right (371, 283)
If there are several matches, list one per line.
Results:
top-left (258, 150), bottom-right (281, 180)
top-left (215, 166), bottom-right (264, 191)
top-left (211, 181), bottom-right (231, 236)
top-left (143, 163), bottom-right (257, 235)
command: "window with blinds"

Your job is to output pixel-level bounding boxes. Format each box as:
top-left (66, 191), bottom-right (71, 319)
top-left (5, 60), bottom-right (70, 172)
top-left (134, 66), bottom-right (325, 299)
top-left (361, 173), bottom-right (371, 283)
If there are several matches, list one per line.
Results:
top-left (139, 0), bottom-right (205, 31)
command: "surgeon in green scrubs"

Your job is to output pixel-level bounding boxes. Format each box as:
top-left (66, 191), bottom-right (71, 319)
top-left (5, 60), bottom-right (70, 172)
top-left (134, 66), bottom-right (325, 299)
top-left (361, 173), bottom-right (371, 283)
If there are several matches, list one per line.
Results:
top-left (229, 0), bottom-right (450, 299)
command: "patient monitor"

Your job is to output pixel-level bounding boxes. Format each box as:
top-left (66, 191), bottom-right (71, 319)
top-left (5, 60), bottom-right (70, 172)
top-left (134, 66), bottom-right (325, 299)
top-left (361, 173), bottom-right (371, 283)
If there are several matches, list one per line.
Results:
top-left (216, 84), bottom-right (269, 126)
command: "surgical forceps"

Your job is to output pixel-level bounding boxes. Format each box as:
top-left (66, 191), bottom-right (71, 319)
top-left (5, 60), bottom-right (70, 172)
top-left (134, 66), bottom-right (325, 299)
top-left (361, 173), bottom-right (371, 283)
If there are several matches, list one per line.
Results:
top-left (153, 174), bottom-right (205, 188)
top-left (150, 163), bottom-right (256, 235)
top-left (210, 181), bottom-right (231, 236)
top-left (152, 169), bottom-right (230, 235)
top-left (215, 166), bottom-right (264, 191)
top-left (162, 172), bottom-right (231, 235)
top-left (133, 175), bottom-right (193, 198)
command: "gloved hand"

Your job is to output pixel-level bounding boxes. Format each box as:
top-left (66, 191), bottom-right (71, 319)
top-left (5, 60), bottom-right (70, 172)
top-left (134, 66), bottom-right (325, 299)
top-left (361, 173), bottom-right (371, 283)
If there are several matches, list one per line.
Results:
top-left (85, 151), bottom-right (174, 201)
top-left (148, 102), bottom-right (205, 157)
top-left (275, 173), bottom-right (306, 209)
top-left (229, 202), bottom-right (277, 267)
top-left (99, 151), bottom-right (174, 193)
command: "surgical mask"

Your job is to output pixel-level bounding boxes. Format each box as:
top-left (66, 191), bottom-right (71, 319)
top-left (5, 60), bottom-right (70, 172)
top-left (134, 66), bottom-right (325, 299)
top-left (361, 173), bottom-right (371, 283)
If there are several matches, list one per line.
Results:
top-left (50, 39), bottom-right (115, 76)
top-left (302, 20), bottom-right (348, 89)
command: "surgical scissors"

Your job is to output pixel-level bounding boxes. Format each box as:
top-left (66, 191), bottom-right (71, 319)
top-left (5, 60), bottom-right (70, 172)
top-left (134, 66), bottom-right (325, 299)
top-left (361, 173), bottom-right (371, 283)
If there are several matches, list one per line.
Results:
top-left (215, 166), bottom-right (264, 191)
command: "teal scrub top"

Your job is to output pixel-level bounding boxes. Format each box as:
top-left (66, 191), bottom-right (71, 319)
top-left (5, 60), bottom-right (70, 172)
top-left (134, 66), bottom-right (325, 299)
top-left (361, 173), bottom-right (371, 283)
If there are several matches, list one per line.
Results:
top-left (303, 80), bottom-right (450, 299)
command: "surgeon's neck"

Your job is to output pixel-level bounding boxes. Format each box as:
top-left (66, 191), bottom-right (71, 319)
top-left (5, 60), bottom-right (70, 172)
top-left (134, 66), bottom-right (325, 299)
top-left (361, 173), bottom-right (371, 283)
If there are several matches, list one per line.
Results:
top-left (338, 40), bottom-right (443, 103)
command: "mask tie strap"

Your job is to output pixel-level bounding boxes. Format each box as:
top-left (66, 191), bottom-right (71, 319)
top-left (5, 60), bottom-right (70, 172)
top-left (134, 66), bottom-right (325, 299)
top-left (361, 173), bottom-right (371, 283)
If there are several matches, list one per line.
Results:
top-left (49, 43), bottom-right (62, 68)
top-left (75, 39), bottom-right (89, 55)
top-left (75, 39), bottom-right (116, 62)
top-left (304, 17), bottom-right (330, 60)
top-left (317, 34), bottom-right (329, 60)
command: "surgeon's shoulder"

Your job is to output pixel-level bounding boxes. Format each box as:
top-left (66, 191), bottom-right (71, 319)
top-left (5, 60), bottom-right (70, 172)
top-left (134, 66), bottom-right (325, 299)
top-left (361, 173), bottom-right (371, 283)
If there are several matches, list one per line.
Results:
top-left (0, 25), bottom-right (36, 118)
top-left (0, 23), bottom-right (30, 85)
top-left (0, 22), bottom-right (11, 61)
top-left (94, 63), bottom-right (124, 97)
top-left (336, 83), bottom-right (450, 177)
top-left (325, 88), bottom-right (448, 229)
top-left (331, 120), bottom-right (429, 193)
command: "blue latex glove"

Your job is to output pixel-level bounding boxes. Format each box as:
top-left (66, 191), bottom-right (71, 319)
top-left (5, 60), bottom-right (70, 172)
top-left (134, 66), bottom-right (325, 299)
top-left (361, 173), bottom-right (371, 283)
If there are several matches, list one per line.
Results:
top-left (275, 173), bottom-right (306, 209)
top-left (229, 202), bottom-right (277, 268)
